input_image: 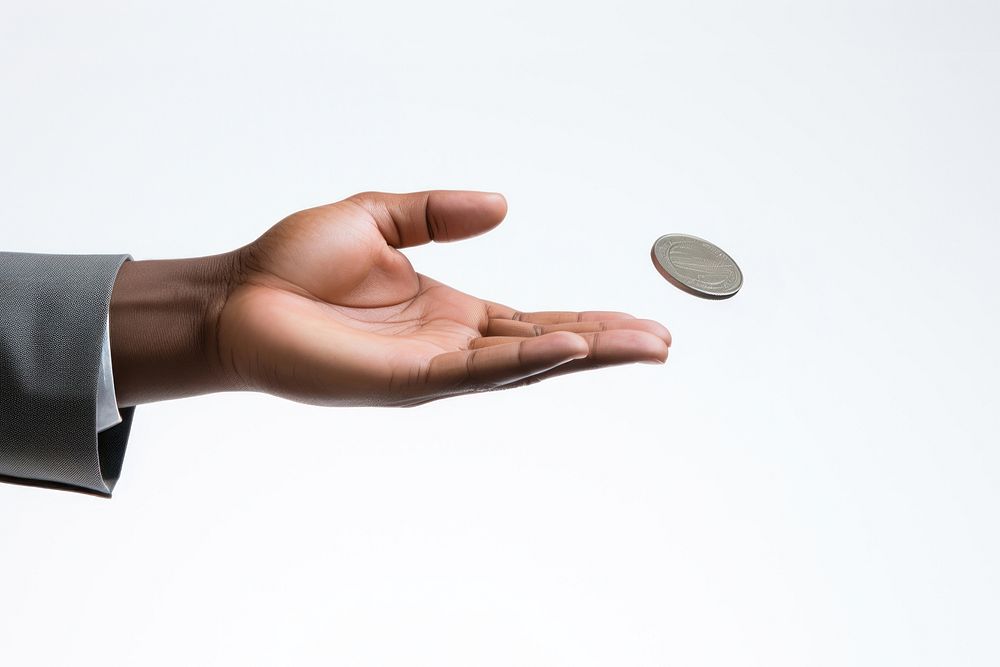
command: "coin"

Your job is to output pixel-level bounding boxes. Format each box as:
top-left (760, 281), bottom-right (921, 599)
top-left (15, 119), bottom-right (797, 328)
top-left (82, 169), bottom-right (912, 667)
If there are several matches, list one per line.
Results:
top-left (651, 234), bottom-right (743, 299)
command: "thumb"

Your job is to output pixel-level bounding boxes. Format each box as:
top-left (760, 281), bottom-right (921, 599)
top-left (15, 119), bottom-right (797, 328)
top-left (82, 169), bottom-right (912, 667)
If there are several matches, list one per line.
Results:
top-left (348, 190), bottom-right (508, 248)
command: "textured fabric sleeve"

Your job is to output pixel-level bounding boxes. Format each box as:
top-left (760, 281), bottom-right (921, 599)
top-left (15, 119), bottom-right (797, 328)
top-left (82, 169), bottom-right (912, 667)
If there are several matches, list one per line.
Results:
top-left (0, 252), bottom-right (134, 496)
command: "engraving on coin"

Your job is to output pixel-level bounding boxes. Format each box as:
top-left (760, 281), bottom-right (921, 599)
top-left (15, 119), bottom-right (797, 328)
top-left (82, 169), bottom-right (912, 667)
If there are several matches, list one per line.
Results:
top-left (651, 234), bottom-right (743, 299)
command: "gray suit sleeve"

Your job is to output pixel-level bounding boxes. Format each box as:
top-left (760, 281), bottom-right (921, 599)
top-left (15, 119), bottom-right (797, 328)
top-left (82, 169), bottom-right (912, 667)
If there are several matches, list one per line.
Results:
top-left (1, 251), bottom-right (135, 496)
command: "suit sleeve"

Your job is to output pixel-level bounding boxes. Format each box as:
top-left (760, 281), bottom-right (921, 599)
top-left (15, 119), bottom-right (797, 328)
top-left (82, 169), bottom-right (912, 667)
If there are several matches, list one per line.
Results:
top-left (0, 252), bottom-right (135, 496)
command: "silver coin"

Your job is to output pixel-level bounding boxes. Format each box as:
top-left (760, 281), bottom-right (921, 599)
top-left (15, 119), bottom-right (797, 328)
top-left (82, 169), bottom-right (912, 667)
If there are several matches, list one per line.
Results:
top-left (651, 234), bottom-right (743, 299)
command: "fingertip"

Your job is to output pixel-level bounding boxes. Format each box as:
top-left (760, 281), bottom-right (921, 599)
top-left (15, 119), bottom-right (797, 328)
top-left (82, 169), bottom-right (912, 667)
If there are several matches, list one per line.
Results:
top-left (558, 331), bottom-right (591, 359)
top-left (428, 190), bottom-right (508, 242)
top-left (483, 191), bottom-right (507, 219)
top-left (645, 339), bottom-right (670, 364)
top-left (475, 191), bottom-right (507, 229)
top-left (537, 331), bottom-right (590, 360)
top-left (591, 329), bottom-right (669, 365)
top-left (627, 318), bottom-right (672, 345)
top-left (653, 322), bottom-right (672, 347)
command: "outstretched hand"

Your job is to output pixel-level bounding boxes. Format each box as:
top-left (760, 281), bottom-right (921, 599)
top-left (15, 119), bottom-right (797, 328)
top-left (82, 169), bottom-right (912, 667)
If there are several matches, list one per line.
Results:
top-left (216, 191), bottom-right (670, 406)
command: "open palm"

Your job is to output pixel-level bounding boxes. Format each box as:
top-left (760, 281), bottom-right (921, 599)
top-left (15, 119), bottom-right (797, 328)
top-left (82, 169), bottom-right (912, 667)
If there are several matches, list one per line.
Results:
top-left (217, 191), bottom-right (670, 406)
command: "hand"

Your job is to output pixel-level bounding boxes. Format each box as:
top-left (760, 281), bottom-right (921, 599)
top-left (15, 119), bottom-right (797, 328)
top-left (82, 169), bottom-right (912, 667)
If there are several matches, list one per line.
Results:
top-left (109, 190), bottom-right (670, 407)
top-left (218, 191), bottom-right (670, 406)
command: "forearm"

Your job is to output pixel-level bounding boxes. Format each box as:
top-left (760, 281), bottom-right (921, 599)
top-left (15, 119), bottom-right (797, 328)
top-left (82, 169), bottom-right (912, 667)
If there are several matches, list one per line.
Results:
top-left (109, 252), bottom-right (238, 407)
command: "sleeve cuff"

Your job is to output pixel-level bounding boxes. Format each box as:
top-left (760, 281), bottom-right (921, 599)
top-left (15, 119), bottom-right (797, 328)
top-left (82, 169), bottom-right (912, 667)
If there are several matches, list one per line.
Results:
top-left (0, 252), bottom-right (135, 496)
top-left (96, 314), bottom-right (123, 433)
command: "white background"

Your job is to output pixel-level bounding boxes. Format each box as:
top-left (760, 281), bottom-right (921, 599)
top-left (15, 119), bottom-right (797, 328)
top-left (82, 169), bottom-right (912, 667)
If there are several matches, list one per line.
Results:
top-left (2, 1), bottom-right (998, 665)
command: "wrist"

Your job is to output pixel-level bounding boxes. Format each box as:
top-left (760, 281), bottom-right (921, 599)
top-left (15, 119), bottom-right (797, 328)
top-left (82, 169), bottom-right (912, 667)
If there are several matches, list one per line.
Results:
top-left (109, 252), bottom-right (240, 406)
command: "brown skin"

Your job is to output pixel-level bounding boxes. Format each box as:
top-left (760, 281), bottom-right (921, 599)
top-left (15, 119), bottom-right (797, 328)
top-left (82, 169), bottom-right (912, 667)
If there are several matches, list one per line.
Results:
top-left (109, 190), bottom-right (671, 408)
